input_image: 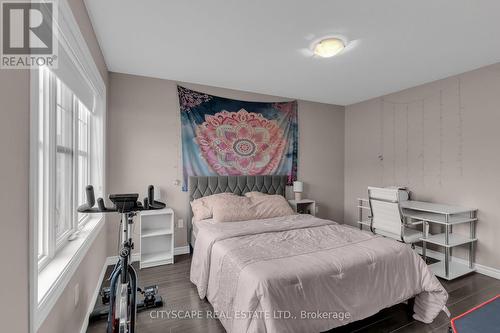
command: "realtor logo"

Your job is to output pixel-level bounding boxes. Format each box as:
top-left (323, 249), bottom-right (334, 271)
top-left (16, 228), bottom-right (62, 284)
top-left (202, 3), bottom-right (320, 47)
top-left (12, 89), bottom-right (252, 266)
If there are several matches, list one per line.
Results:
top-left (1, 0), bottom-right (57, 68)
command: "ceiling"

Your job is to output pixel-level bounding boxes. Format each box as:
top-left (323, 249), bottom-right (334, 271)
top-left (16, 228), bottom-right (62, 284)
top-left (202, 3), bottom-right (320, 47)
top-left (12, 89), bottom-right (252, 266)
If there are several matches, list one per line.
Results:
top-left (84, 0), bottom-right (500, 105)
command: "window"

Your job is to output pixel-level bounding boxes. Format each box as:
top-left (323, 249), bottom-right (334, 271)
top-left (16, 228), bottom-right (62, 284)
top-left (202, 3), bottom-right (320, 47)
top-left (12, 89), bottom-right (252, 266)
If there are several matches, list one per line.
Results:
top-left (37, 67), bottom-right (94, 270)
top-left (30, 2), bottom-right (107, 330)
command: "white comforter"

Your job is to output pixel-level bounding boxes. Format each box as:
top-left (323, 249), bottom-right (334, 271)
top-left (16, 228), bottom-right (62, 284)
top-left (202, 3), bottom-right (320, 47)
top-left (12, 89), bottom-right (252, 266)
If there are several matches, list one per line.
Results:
top-left (190, 214), bottom-right (448, 333)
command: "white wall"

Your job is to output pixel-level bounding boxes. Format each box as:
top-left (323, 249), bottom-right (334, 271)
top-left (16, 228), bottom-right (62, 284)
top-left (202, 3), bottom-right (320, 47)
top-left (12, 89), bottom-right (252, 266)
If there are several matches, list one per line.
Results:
top-left (345, 62), bottom-right (500, 270)
top-left (107, 72), bottom-right (345, 254)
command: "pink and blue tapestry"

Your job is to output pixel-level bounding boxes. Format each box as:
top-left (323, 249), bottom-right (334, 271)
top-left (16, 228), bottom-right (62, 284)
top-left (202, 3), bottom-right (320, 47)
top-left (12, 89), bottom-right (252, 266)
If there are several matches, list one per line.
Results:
top-left (178, 86), bottom-right (298, 191)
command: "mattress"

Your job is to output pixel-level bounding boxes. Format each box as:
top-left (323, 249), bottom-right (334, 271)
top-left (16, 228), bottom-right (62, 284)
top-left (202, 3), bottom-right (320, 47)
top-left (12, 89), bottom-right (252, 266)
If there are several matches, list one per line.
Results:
top-left (190, 214), bottom-right (448, 333)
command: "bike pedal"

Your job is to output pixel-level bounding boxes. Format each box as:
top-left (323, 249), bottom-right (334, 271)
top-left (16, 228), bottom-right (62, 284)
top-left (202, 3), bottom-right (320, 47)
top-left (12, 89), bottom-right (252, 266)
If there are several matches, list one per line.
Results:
top-left (100, 287), bottom-right (111, 305)
top-left (143, 285), bottom-right (159, 294)
top-left (155, 295), bottom-right (164, 307)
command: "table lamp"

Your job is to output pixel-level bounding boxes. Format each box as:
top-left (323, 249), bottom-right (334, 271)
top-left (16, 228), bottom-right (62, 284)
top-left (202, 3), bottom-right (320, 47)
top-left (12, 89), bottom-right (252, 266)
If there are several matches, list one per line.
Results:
top-left (293, 181), bottom-right (303, 201)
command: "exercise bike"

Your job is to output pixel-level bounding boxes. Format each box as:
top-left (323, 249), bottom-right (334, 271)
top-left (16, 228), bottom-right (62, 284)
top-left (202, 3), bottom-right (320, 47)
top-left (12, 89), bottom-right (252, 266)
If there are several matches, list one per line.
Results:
top-left (78, 185), bottom-right (166, 333)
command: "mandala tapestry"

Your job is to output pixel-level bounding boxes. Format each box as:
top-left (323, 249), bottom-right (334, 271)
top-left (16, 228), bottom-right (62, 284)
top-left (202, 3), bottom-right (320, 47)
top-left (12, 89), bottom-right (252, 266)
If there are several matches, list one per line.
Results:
top-left (178, 86), bottom-right (298, 191)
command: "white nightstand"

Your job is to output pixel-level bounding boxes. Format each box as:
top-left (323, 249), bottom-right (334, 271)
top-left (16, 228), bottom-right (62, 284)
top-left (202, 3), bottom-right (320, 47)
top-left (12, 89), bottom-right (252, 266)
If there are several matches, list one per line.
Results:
top-left (139, 208), bottom-right (174, 269)
top-left (288, 199), bottom-right (316, 216)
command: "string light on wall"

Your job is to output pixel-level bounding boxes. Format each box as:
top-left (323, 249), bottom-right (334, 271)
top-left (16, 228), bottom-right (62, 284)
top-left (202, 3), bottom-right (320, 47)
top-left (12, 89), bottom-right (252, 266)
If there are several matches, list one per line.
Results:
top-left (406, 104), bottom-right (409, 186)
top-left (379, 97), bottom-right (385, 185)
top-left (457, 78), bottom-right (464, 176)
top-left (421, 99), bottom-right (425, 186)
top-left (378, 84), bottom-right (466, 190)
top-left (439, 90), bottom-right (444, 187)
top-left (392, 103), bottom-right (396, 185)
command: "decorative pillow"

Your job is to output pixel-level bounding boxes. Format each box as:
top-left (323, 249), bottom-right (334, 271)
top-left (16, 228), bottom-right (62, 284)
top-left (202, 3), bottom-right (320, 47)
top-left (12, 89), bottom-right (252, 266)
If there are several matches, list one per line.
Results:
top-left (212, 194), bottom-right (295, 222)
top-left (190, 192), bottom-right (237, 221)
top-left (244, 191), bottom-right (269, 198)
top-left (249, 195), bottom-right (295, 219)
top-left (212, 196), bottom-right (255, 223)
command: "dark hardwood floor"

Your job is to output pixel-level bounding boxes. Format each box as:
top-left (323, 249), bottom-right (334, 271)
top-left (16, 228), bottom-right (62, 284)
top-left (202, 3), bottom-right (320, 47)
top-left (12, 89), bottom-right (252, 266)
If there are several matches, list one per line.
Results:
top-left (87, 254), bottom-right (500, 333)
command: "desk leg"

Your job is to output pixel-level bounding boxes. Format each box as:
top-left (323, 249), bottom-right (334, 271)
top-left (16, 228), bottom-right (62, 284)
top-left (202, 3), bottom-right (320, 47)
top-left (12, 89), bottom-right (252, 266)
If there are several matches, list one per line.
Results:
top-left (445, 248), bottom-right (450, 278)
top-left (422, 221), bottom-right (428, 262)
top-left (449, 224), bottom-right (453, 258)
top-left (358, 199), bottom-right (363, 230)
top-left (445, 221), bottom-right (450, 278)
top-left (468, 211), bottom-right (476, 269)
top-left (468, 223), bottom-right (473, 269)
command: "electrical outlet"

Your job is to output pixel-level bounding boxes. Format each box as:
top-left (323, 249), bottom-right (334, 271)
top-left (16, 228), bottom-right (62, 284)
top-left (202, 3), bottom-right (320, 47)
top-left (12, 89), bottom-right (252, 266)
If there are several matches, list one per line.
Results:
top-left (74, 283), bottom-right (80, 307)
top-left (178, 219), bottom-right (184, 228)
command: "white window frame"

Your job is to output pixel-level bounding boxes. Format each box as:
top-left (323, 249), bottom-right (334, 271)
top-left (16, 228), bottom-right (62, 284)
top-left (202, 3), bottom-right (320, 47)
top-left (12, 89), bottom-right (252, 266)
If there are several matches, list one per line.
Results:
top-left (76, 99), bottom-right (91, 229)
top-left (37, 69), bottom-right (95, 272)
top-left (29, 1), bottom-right (107, 332)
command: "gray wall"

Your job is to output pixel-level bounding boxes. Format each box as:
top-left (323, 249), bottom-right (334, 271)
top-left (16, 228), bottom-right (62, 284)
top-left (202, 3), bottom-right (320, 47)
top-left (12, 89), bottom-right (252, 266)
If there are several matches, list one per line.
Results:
top-left (0, 69), bottom-right (30, 333)
top-left (107, 72), bottom-right (345, 254)
top-left (345, 62), bottom-right (500, 270)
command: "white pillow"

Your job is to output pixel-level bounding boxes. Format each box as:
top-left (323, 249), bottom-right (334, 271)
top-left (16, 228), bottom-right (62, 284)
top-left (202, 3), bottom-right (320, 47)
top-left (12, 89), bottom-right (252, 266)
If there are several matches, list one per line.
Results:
top-left (190, 192), bottom-right (237, 221)
top-left (244, 191), bottom-right (269, 198)
top-left (212, 194), bottom-right (295, 222)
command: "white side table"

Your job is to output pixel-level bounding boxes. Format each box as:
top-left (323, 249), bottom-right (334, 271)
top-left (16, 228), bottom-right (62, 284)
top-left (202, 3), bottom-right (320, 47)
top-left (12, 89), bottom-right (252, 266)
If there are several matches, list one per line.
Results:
top-left (288, 199), bottom-right (316, 216)
top-left (139, 208), bottom-right (175, 269)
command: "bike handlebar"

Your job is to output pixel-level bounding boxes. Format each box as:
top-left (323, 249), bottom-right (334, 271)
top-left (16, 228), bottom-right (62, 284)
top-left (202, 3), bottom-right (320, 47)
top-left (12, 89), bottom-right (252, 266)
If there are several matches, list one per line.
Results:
top-left (148, 185), bottom-right (154, 205)
top-left (86, 185), bottom-right (95, 207)
top-left (77, 185), bottom-right (166, 214)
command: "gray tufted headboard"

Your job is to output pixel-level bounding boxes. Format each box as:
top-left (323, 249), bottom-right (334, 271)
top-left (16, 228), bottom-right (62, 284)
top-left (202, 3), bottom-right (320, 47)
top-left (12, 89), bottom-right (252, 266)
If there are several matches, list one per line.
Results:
top-left (187, 175), bottom-right (287, 245)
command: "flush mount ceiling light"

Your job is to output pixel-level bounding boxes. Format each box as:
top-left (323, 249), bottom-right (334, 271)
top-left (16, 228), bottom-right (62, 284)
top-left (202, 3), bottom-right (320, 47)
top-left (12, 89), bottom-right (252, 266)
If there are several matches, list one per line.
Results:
top-left (313, 38), bottom-right (345, 58)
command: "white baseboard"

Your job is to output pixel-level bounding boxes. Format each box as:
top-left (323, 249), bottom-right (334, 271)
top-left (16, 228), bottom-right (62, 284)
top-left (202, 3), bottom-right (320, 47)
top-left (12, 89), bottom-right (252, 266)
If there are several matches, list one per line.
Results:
top-left (474, 262), bottom-right (500, 280)
top-left (174, 245), bottom-right (190, 255)
top-left (415, 246), bottom-right (500, 280)
top-left (80, 259), bottom-right (108, 333)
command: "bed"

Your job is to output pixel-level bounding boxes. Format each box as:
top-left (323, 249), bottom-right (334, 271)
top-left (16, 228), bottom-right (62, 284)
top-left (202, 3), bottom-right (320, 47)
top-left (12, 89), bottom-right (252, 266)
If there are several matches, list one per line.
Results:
top-left (189, 175), bottom-right (448, 333)
top-left (188, 175), bottom-right (287, 247)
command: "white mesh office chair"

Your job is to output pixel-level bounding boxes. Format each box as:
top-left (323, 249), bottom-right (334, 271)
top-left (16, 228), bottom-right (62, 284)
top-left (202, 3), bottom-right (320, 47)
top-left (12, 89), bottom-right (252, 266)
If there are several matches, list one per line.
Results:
top-left (368, 187), bottom-right (422, 246)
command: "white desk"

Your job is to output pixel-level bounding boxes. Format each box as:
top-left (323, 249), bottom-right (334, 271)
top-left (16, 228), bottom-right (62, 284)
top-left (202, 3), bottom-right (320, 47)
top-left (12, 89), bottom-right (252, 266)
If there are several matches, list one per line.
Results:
top-left (357, 198), bottom-right (478, 280)
top-left (400, 200), bottom-right (478, 280)
top-left (400, 201), bottom-right (475, 216)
